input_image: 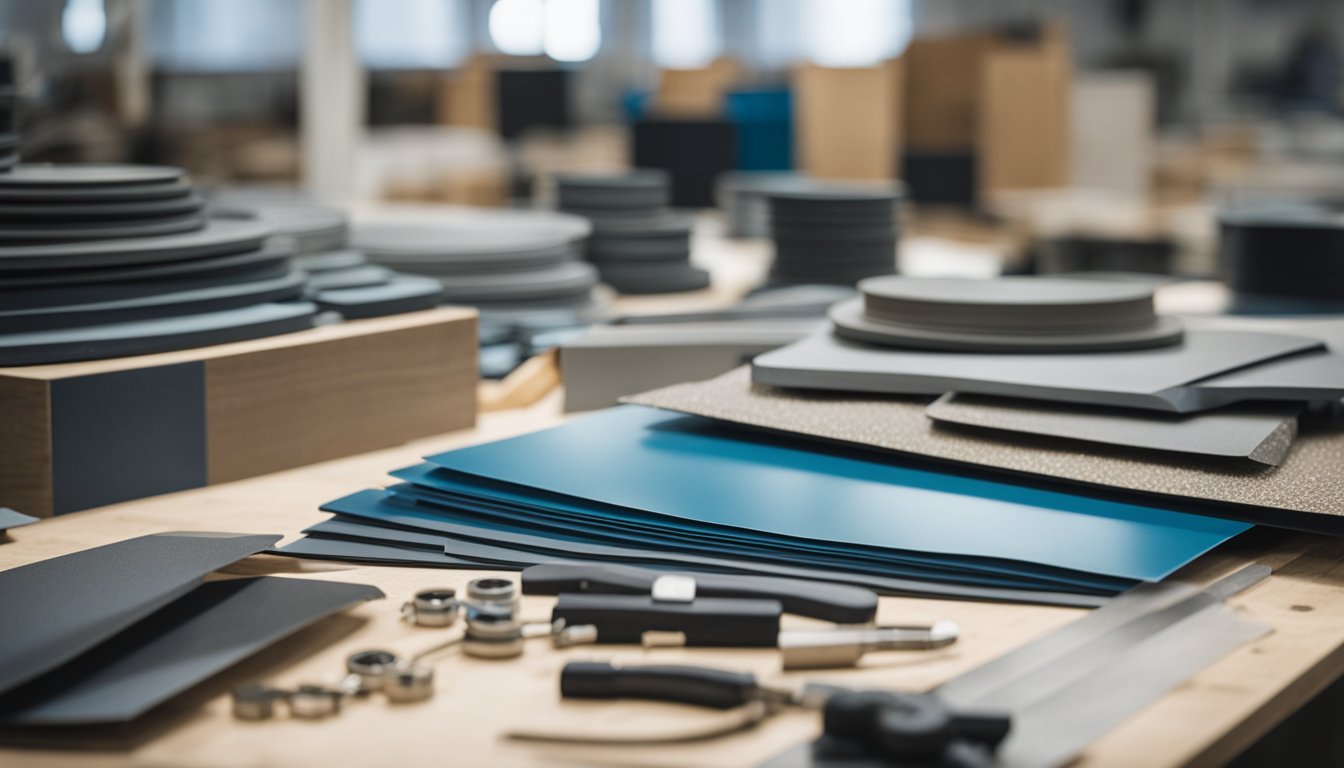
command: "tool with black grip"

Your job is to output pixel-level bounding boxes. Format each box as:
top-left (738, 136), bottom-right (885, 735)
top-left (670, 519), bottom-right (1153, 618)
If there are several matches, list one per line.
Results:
top-left (523, 563), bottom-right (880, 624)
top-left (517, 660), bottom-right (1010, 764)
top-left (547, 574), bottom-right (956, 662)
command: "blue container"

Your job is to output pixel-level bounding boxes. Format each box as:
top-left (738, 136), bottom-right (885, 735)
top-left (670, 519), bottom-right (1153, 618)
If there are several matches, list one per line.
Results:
top-left (724, 88), bottom-right (793, 171)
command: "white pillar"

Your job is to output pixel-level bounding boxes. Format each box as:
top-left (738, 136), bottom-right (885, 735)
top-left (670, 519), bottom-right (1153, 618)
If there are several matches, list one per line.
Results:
top-left (109, 0), bottom-right (151, 128)
top-left (301, 0), bottom-right (365, 202)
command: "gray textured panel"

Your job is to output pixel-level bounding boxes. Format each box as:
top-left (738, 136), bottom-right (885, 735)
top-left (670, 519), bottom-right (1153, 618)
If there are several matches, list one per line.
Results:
top-left (51, 363), bottom-right (206, 514)
top-left (927, 393), bottom-right (1300, 465)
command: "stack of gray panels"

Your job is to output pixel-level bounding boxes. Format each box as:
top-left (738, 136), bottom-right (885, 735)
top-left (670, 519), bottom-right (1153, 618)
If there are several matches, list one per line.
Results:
top-left (556, 170), bottom-right (710, 295)
top-left (748, 275), bottom-right (1344, 468)
top-left (0, 165), bottom-right (320, 366)
top-left (1220, 201), bottom-right (1344, 310)
top-left (210, 192), bottom-right (445, 320)
top-left (767, 188), bottom-right (901, 287)
top-left (354, 207), bottom-right (602, 331)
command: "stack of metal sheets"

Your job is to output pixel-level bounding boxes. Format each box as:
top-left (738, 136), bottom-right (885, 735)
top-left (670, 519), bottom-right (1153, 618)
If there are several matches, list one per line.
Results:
top-left (355, 207), bottom-right (599, 320)
top-left (1221, 201), bottom-right (1344, 312)
top-left (278, 404), bottom-right (1250, 607)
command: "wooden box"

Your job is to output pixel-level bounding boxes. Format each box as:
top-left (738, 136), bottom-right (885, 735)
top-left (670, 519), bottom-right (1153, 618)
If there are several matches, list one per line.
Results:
top-left (0, 308), bottom-right (477, 517)
top-left (903, 25), bottom-right (1072, 198)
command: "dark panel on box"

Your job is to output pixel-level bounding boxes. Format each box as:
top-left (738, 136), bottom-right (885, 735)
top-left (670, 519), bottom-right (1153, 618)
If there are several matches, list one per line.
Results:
top-left (633, 119), bottom-right (737, 208)
top-left (50, 362), bottom-right (207, 514)
top-left (496, 69), bottom-right (571, 140)
top-left (902, 149), bottom-right (977, 207)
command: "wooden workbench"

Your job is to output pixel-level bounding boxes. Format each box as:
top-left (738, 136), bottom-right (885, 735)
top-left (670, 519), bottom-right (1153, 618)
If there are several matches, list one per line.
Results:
top-left (1, 387), bottom-right (1342, 768)
top-left (1, 208), bottom-right (1339, 767)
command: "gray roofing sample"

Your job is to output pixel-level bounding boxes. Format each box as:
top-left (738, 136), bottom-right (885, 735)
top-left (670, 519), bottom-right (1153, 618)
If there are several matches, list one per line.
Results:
top-left (927, 393), bottom-right (1300, 465)
top-left (752, 329), bottom-right (1320, 413)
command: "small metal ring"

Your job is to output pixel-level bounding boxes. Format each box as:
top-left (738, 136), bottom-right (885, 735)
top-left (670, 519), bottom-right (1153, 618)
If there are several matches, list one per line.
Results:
top-left (466, 578), bottom-right (517, 606)
top-left (288, 685), bottom-right (342, 719)
top-left (403, 588), bottom-right (461, 627)
top-left (346, 649), bottom-right (401, 691)
top-left (383, 662), bottom-right (435, 703)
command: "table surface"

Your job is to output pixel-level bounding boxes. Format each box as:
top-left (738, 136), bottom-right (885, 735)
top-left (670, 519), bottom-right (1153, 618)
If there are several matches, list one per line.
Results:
top-left (2, 389), bottom-right (1343, 768)
top-left (0, 212), bottom-right (1338, 768)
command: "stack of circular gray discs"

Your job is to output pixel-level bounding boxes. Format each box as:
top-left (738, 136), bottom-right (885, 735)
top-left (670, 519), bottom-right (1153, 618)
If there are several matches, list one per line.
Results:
top-left (354, 208), bottom-right (602, 329)
top-left (716, 172), bottom-right (832, 238)
top-left (1220, 201), bottom-right (1344, 307)
top-left (555, 170), bottom-right (710, 295)
top-left (830, 276), bottom-right (1184, 353)
top-left (209, 192), bottom-right (445, 320)
top-left (0, 165), bottom-right (321, 365)
top-left (767, 188), bottom-right (901, 287)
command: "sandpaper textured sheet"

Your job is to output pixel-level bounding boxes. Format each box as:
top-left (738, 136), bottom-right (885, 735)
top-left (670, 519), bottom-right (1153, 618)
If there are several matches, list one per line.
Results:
top-left (624, 367), bottom-right (1344, 529)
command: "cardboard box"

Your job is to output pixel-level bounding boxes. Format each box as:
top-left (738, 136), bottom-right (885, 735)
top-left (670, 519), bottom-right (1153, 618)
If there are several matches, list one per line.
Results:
top-left (793, 60), bottom-right (905, 180)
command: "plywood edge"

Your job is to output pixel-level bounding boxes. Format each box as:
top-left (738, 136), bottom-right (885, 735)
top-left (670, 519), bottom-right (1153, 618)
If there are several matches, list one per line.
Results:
top-left (204, 309), bottom-right (477, 484)
top-left (0, 307), bottom-right (478, 381)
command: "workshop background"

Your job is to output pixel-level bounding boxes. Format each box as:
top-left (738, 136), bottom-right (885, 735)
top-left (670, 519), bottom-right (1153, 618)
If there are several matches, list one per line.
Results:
top-left (2, 2), bottom-right (1344, 766)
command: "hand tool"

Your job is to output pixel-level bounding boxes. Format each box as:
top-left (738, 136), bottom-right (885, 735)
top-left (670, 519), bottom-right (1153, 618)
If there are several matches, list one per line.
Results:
top-left (522, 563), bottom-right (880, 624)
top-left (509, 660), bottom-right (1011, 764)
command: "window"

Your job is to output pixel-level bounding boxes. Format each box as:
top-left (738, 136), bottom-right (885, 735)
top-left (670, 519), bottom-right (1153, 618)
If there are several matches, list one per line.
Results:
top-left (544, 0), bottom-right (601, 63)
top-left (149, 0), bottom-right (303, 71)
top-left (651, 0), bottom-right (719, 68)
top-left (488, 0), bottom-right (601, 62)
top-left (489, 0), bottom-right (545, 56)
top-left (62, 0), bottom-right (107, 54)
top-left (356, 0), bottom-right (469, 69)
top-left (803, 0), bottom-right (912, 67)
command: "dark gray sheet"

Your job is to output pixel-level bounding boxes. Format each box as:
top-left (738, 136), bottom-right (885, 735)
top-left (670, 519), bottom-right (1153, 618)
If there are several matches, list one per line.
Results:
top-left (0, 533), bottom-right (279, 696)
top-left (0, 301), bottom-right (318, 366)
top-left (0, 577), bottom-right (382, 725)
top-left (927, 393), bottom-right (1300, 465)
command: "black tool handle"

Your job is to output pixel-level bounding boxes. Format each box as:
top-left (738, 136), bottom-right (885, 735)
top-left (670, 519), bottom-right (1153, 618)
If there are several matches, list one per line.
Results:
top-left (522, 564), bottom-right (878, 624)
top-left (561, 662), bottom-right (758, 709)
top-left (522, 563), bottom-right (654, 595)
top-left (552, 593), bottom-right (781, 647)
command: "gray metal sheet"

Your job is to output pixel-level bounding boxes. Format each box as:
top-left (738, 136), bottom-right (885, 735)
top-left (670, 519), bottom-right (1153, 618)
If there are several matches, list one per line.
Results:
top-left (0, 577), bottom-right (383, 726)
top-left (927, 393), bottom-right (1300, 465)
top-left (0, 270), bottom-right (308, 334)
top-left (0, 218), bottom-right (272, 271)
top-left (0, 533), bottom-right (280, 696)
top-left (753, 330), bottom-right (1321, 413)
